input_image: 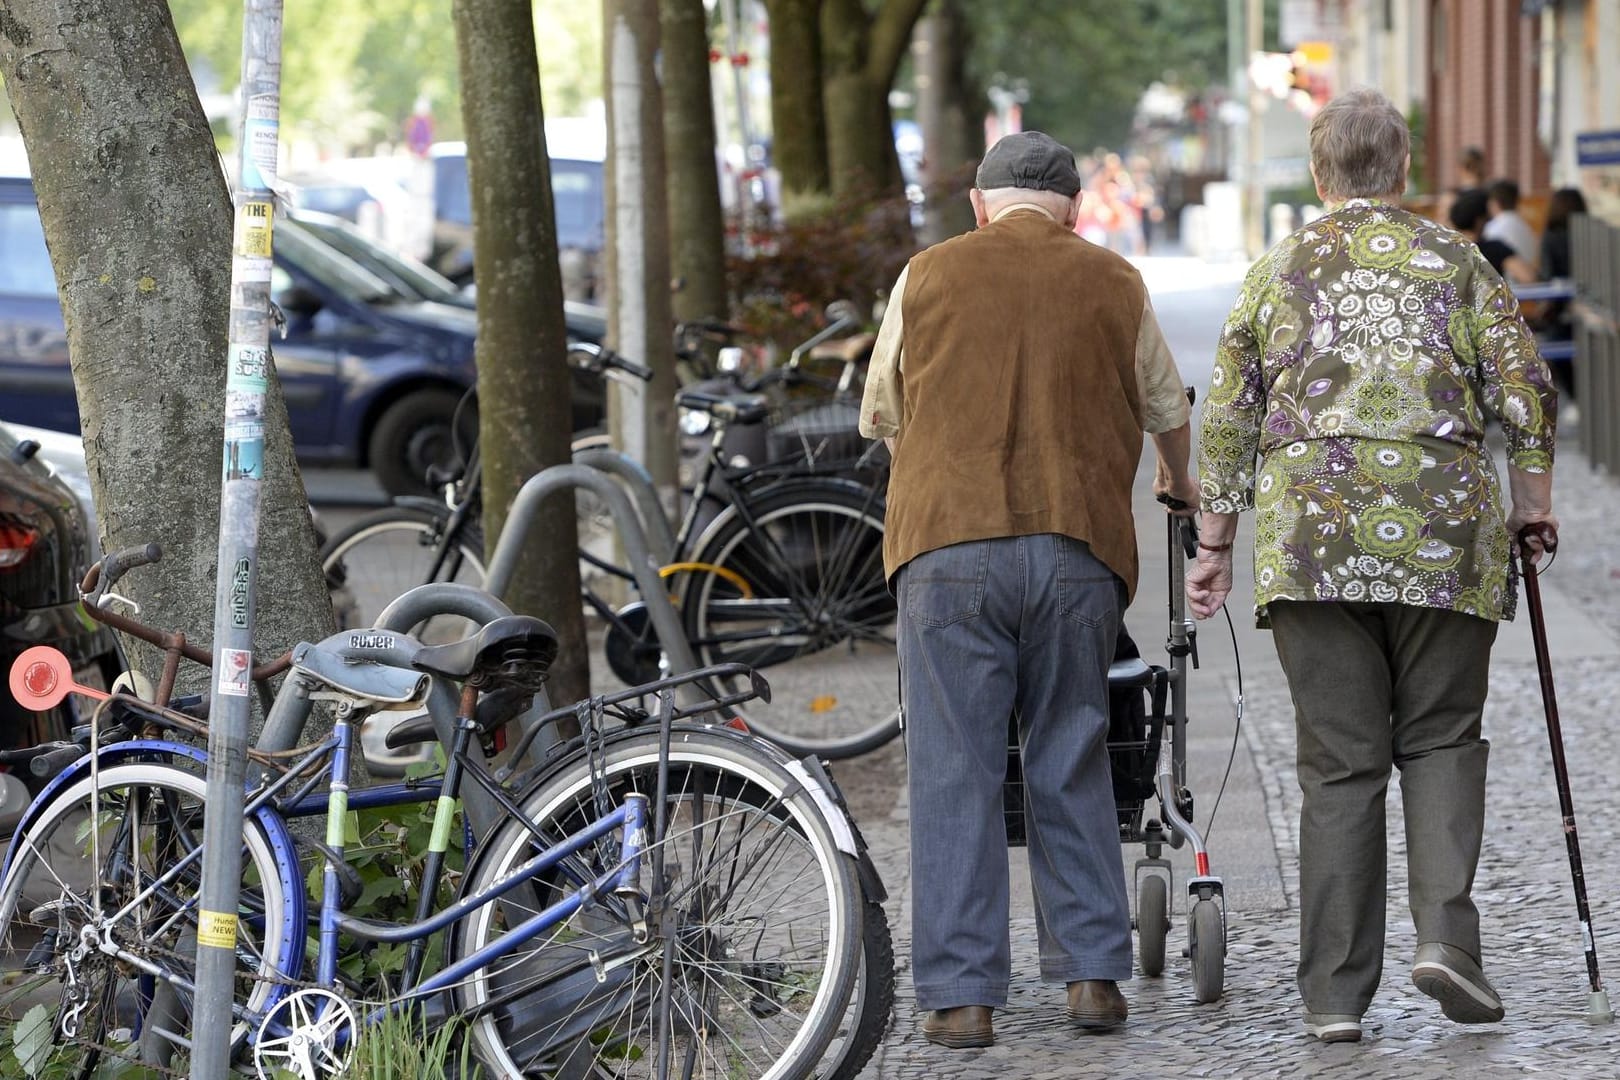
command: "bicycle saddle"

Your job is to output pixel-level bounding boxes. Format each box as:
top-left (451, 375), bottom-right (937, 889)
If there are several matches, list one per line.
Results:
top-left (411, 615), bottom-right (558, 693)
top-left (674, 388), bottom-right (771, 425)
top-left (809, 332), bottom-right (876, 364)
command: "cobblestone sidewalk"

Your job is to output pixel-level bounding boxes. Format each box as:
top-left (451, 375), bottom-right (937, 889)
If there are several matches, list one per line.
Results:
top-left (855, 453), bottom-right (1620, 1078)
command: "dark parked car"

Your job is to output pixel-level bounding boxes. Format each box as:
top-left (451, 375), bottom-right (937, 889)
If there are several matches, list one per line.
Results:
top-left (0, 176), bottom-right (606, 496)
top-left (290, 209), bottom-right (608, 342)
top-left (0, 422), bottom-right (119, 774)
top-left (429, 141), bottom-right (605, 299)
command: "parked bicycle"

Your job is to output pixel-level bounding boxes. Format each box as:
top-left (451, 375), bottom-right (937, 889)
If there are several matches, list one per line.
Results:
top-left (321, 346), bottom-right (898, 761)
top-left (0, 550), bottom-right (870, 1079)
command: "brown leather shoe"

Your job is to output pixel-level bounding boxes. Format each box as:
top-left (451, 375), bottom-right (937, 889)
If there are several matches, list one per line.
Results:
top-left (922, 1005), bottom-right (994, 1048)
top-left (1066, 980), bottom-right (1128, 1031)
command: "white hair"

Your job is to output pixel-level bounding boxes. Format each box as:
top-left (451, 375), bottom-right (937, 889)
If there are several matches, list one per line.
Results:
top-left (977, 186), bottom-right (1075, 218)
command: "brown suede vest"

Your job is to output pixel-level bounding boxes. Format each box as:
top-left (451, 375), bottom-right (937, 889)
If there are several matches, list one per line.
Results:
top-left (885, 210), bottom-right (1147, 598)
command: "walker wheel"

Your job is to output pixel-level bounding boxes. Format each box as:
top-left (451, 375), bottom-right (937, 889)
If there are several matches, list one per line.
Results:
top-left (1136, 875), bottom-right (1169, 977)
top-left (1189, 899), bottom-right (1225, 1004)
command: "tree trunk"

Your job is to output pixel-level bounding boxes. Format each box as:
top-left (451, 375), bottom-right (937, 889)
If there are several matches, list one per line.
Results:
top-left (763, 0), bottom-right (830, 210)
top-left (0, 0), bottom-right (333, 696)
top-left (604, 0), bottom-right (679, 489)
top-left (661, 0), bottom-right (729, 324)
top-left (451, 0), bottom-right (589, 707)
top-left (821, 0), bottom-right (927, 200)
top-left (915, 0), bottom-right (978, 244)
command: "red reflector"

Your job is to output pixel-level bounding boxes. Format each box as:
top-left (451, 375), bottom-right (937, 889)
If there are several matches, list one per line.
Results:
top-left (725, 716), bottom-right (751, 733)
top-left (0, 524), bottom-right (39, 569)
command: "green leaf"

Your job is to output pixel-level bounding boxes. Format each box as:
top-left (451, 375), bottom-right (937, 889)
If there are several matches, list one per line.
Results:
top-left (13, 1003), bottom-right (54, 1077)
top-left (358, 874), bottom-right (406, 908)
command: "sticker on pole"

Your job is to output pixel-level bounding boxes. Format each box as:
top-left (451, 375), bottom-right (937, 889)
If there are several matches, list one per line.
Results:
top-left (227, 342), bottom-right (270, 393)
top-left (219, 648), bottom-right (252, 697)
top-left (196, 909), bottom-right (238, 950)
top-left (235, 201), bottom-right (274, 258)
top-left (232, 255), bottom-right (273, 284)
top-left (240, 94), bottom-right (281, 192)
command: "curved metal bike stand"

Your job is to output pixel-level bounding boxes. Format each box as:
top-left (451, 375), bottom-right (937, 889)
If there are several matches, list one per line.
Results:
top-left (571, 446), bottom-right (678, 563)
top-left (485, 463), bottom-right (709, 707)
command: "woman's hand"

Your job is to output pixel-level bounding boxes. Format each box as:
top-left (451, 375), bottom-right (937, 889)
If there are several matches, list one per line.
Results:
top-left (1186, 549), bottom-right (1233, 619)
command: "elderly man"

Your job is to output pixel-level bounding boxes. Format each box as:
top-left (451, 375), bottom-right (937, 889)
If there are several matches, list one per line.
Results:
top-left (1189, 89), bottom-right (1558, 1044)
top-left (860, 130), bottom-right (1198, 1049)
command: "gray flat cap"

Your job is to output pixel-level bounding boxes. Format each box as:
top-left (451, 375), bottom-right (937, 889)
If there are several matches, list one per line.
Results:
top-left (975, 131), bottom-right (1082, 197)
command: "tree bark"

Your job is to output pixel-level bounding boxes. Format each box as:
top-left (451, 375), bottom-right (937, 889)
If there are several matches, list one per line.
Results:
top-left (915, 0), bottom-right (978, 244)
top-left (661, 0), bottom-right (729, 324)
top-left (0, 0), bottom-right (333, 695)
top-left (451, 0), bottom-right (589, 707)
top-left (604, 0), bottom-right (679, 489)
top-left (763, 0), bottom-right (830, 210)
top-left (821, 0), bottom-right (927, 200)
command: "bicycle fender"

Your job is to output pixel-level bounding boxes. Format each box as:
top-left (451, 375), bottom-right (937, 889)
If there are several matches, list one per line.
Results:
top-left (391, 496), bottom-right (453, 515)
top-left (686, 476), bottom-right (885, 559)
top-left (789, 755), bottom-right (887, 901)
top-left (781, 758), bottom-right (858, 859)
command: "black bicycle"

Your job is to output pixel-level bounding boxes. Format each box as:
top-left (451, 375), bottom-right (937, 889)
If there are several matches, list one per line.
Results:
top-left (321, 346), bottom-right (899, 761)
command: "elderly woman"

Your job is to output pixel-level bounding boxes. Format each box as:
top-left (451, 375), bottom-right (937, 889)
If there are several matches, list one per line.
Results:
top-left (1187, 89), bottom-right (1558, 1044)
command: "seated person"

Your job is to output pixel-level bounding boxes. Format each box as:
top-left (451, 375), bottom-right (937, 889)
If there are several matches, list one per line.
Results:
top-left (1483, 179), bottom-right (1538, 265)
top-left (1449, 189), bottom-right (1534, 285)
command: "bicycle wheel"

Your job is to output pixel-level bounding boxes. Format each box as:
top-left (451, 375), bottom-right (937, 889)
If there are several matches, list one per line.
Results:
top-left (681, 481), bottom-right (899, 759)
top-left (817, 899), bottom-right (894, 1080)
top-left (0, 760), bottom-right (297, 1073)
top-left (453, 728), bottom-right (862, 1080)
top-left (319, 505), bottom-right (486, 645)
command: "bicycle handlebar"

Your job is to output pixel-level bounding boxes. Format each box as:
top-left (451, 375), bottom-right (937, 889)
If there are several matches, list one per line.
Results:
top-left (0, 740), bottom-right (86, 780)
top-left (570, 342), bottom-right (653, 382)
top-left (28, 744), bottom-right (86, 779)
top-left (81, 543), bottom-right (163, 606)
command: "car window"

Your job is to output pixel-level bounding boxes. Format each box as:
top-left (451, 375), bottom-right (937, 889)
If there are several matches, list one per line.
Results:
top-left (276, 219), bottom-right (400, 306)
top-left (300, 216), bottom-right (459, 304)
top-left (552, 161), bottom-right (604, 250)
top-left (0, 202), bottom-right (59, 298)
top-left (435, 156), bottom-right (472, 227)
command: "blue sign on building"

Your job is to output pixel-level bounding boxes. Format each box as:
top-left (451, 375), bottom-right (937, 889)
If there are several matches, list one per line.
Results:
top-left (1576, 131), bottom-right (1620, 167)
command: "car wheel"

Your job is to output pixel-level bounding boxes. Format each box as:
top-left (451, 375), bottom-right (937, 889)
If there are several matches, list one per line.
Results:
top-left (367, 387), bottom-right (473, 497)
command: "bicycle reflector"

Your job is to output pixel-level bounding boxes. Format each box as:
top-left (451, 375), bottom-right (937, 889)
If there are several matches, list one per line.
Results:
top-left (7, 646), bottom-right (109, 712)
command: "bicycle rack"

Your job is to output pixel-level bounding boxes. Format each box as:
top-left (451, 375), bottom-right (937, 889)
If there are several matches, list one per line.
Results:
top-left (484, 463), bottom-right (711, 709)
top-left (571, 446), bottom-right (679, 563)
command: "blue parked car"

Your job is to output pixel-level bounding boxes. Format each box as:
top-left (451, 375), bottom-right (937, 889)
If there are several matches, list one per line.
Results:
top-left (0, 176), bottom-right (605, 496)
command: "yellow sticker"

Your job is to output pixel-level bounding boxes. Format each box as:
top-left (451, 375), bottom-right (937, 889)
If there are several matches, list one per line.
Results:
top-left (235, 201), bottom-right (274, 258)
top-left (197, 909), bottom-right (238, 950)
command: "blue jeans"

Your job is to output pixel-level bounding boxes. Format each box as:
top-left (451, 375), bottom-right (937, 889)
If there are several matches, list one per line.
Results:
top-left (899, 534), bottom-right (1132, 1012)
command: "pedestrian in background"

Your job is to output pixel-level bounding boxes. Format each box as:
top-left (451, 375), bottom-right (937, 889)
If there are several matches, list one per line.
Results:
top-left (860, 130), bottom-right (1198, 1049)
top-left (1484, 178), bottom-right (1539, 265)
top-left (1188, 88), bottom-right (1558, 1044)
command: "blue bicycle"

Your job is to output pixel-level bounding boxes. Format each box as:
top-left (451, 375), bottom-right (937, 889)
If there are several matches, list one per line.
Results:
top-left (0, 602), bottom-right (863, 1079)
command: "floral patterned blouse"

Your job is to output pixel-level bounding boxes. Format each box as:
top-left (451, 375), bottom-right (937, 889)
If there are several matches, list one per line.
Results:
top-left (1199, 198), bottom-right (1558, 624)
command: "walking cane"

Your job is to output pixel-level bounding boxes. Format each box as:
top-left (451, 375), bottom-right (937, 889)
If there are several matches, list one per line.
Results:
top-left (1518, 523), bottom-right (1614, 1024)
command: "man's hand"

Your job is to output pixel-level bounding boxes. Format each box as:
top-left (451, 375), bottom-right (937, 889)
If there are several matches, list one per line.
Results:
top-left (1153, 467), bottom-right (1200, 519)
top-left (1186, 550), bottom-right (1233, 619)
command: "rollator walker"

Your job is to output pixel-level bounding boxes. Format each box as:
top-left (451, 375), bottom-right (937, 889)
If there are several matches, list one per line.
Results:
top-left (1004, 484), bottom-right (1228, 1003)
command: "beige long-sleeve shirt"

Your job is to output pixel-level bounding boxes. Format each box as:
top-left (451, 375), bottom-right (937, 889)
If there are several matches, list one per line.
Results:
top-left (858, 203), bottom-right (1192, 440)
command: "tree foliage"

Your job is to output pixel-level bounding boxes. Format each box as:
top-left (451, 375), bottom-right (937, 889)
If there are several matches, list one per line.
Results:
top-left (967, 0), bottom-right (1230, 153)
top-left (161, 0), bottom-right (602, 150)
